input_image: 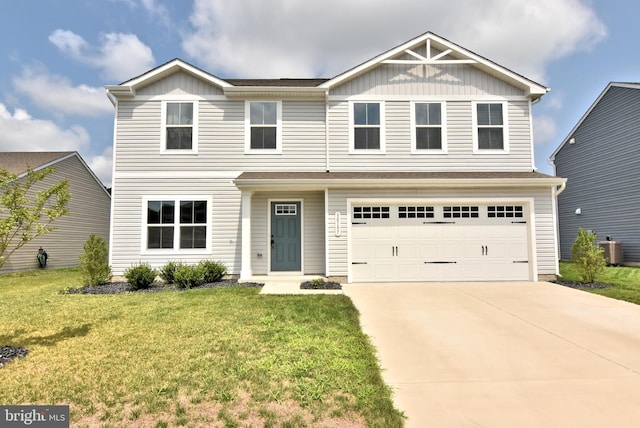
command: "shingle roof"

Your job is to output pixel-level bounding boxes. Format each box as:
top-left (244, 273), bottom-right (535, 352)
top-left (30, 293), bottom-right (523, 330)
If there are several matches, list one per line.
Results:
top-left (0, 152), bottom-right (75, 175)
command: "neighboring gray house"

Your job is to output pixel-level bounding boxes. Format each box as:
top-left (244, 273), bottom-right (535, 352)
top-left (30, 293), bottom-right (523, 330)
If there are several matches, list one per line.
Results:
top-left (0, 152), bottom-right (111, 272)
top-left (550, 82), bottom-right (640, 264)
top-left (106, 32), bottom-right (565, 282)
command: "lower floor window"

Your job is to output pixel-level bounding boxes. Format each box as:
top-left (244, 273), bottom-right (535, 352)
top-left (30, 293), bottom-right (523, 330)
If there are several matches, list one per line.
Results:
top-left (147, 199), bottom-right (207, 250)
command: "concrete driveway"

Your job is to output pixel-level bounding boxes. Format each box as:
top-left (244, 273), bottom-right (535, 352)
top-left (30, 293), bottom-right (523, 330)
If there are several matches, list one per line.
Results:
top-left (343, 281), bottom-right (640, 428)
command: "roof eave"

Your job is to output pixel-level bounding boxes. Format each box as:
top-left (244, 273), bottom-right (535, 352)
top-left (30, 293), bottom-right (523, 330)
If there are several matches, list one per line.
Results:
top-left (235, 177), bottom-right (566, 191)
top-left (320, 32), bottom-right (549, 99)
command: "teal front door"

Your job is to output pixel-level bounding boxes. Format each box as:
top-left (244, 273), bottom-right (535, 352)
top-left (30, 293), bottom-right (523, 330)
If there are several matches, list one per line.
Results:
top-left (271, 201), bottom-right (301, 271)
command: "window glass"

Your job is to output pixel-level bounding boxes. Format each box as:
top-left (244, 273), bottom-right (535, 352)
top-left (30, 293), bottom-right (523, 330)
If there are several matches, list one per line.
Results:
top-left (165, 102), bottom-right (194, 150)
top-left (477, 103), bottom-right (504, 150)
top-left (147, 200), bottom-right (206, 250)
top-left (415, 103), bottom-right (441, 125)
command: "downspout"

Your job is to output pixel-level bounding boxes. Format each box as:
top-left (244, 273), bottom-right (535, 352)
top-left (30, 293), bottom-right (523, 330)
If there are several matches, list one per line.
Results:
top-left (325, 90), bottom-right (330, 172)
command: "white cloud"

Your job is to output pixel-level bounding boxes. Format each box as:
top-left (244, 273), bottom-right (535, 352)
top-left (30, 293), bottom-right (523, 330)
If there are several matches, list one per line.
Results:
top-left (13, 68), bottom-right (112, 117)
top-left (183, 0), bottom-right (606, 81)
top-left (86, 146), bottom-right (113, 187)
top-left (533, 114), bottom-right (558, 145)
top-left (49, 29), bottom-right (155, 82)
top-left (139, 0), bottom-right (171, 27)
top-left (0, 103), bottom-right (90, 152)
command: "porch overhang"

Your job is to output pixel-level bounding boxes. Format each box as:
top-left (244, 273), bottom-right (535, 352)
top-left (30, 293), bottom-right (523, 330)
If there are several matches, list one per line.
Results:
top-left (234, 171), bottom-right (566, 191)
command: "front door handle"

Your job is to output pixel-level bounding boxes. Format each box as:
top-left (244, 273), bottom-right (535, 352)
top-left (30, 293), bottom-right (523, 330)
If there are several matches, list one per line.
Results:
top-left (271, 234), bottom-right (275, 248)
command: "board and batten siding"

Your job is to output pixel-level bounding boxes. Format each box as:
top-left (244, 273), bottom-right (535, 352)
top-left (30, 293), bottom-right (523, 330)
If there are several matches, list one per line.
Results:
top-left (109, 175), bottom-right (242, 275)
top-left (250, 191), bottom-right (325, 275)
top-left (327, 100), bottom-right (533, 171)
top-left (114, 99), bottom-right (327, 173)
top-left (2, 155), bottom-right (111, 272)
top-left (326, 187), bottom-right (557, 279)
top-left (331, 63), bottom-right (525, 97)
top-left (136, 71), bottom-right (224, 96)
top-left (555, 86), bottom-right (640, 262)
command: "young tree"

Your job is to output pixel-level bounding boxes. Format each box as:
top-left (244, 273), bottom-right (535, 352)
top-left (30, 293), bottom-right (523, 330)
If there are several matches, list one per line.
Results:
top-left (0, 167), bottom-right (70, 269)
top-left (79, 234), bottom-right (111, 285)
top-left (571, 228), bottom-right (607, 283)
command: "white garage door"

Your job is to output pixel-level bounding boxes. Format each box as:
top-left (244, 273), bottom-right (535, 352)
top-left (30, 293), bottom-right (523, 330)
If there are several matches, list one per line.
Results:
top-left (350, 204), bottom-right (530, 282)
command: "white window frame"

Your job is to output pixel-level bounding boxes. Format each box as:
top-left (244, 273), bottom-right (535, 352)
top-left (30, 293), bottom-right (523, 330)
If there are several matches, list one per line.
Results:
top-left (349, 101), bottom-right (386, 154)
top-left (244, 100), bottom-right (282, 154)
top-left (472, 101), bottom-right (509, 153)
top-left (160, 101), bottom-right (199, 153)
top-left (411, 101), bottom-right (447, 153)
top-left (141, 196), bottom-right (212, 254)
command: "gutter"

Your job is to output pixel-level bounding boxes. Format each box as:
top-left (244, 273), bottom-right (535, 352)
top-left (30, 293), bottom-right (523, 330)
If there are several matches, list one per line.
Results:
top-left (325, 90), bottom-right (330, 172)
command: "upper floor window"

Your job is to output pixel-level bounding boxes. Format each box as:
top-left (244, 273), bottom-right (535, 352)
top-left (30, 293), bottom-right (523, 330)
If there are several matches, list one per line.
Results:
top-left (352, 102), bottom-right (385, 152)
top-left (145, 198), bottom-right (208, 251)
top-left (413, 102), bottom-right (445, 152)
top-left (162, 102), bottom-right (198, 152)
top-left (474, 102), bottom-right (507, 151)
top-left (246, 101), bottom-right (281, 152)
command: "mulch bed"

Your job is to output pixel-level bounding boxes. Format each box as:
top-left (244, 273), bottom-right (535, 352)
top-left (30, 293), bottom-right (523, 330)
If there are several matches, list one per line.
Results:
top-left (300, 281), bottom-right (342, 290)
top-left (0, 346), bottom-right (29, 368)
top-left (65, 279), bottom-right (263, 295)
top-left (552, 280), bottom-right (612, 290)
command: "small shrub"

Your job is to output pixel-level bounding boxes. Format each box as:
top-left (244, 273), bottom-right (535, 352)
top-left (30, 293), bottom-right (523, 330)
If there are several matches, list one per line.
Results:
top-left (124, 263), bottom-right (157, 290)
top-left (310, 278), bottom-right (325, 288)
top-left (571, 228), bottom-right (607, 283)
top-left (199, 260), bottom-right (227, 283)
top-left (160, 261), bottom-right (181, 284)
top-left (174, 264), bottom-right (203, 289)
top-left (79, 234), bottom-right (111, 286)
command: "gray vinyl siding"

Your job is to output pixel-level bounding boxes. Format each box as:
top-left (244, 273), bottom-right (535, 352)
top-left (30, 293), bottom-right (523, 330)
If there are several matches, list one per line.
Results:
top-left (327, 100), bottom-right (533, 171)
top-left (331, 63), bottom-right (525, 97)
top-left (109, 175), bottom-right (242, 275)
top-left (250, 191), bottom-right (325, 275)
top-left (555, 86), bottom-right (640, 262)
top-left (326, 187), bottom-right (557, 278)
top-left (114, 99), bottom-right (326, 172)
top-left (2, 155), bottom-right (111, 272)
top-left (137, 71), bottom-right (223, 96)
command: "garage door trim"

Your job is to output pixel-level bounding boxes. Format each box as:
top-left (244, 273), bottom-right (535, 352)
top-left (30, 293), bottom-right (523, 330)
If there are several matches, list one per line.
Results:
top-left (346, 197), bottom-right (537, 282)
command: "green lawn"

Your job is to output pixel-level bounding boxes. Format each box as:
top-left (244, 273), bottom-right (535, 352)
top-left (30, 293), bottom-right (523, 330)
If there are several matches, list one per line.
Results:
top-left (0, 268), bottom-right (404, 427)
top-left (559, 261), bottom-right (640, 304)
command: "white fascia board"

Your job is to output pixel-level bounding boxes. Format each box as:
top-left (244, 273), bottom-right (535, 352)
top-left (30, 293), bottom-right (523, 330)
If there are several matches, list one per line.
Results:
top-left (321, 32), bottom-right (549, 99)
top-left (115, 59), bottom-right (231, 93)
top-left (235, 177), bottom-right (567, 191)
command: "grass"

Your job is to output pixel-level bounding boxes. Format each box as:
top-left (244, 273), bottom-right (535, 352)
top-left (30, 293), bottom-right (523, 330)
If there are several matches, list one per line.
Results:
top-left (559, 261), bottom-right (640, 304)
top-left (0, 268), bottom-right (404, 427)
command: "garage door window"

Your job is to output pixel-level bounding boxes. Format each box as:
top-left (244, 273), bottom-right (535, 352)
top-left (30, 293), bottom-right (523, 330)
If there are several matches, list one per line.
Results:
top-left (399, 206), bottom-right (435, 218)
top-left (353, 206), bottom-right (390, 219)
top-left (488, 205), bottom-right (523, 218)
top-left (443, 206), bottom-right (479, 218)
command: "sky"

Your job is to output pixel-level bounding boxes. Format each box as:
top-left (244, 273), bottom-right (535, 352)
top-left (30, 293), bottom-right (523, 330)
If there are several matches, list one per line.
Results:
top-left (0, 0), bottom-right (637, 187)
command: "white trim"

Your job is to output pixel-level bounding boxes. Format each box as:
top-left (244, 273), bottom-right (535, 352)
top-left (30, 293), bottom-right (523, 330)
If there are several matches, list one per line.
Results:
top-left (410, 101), bottom-right (448, 154)
top-left (268, 199), bottom-right (304, 274)
top-left (320, 32), bottom-right (548, 99)
top-left (348, 101), bottom-right (386, 154)
top-left (244, 100), bottom-right (283, 154)
top-left (240, 191), bottom-right (253, 280)
top-left (109, 99), bottom-right (119, 270)
top-left (324, 187), bottom-right (330, 277)
top-left (145, 94), bottom-right (225, 101)
top-left (160, 100), bottom-right (199, 154)
top-left (120, 58), bottom-right (232, 89)
top-left (472, 101), bottom-right (510, 154)
top-left (346, 197), bottom-right (536, 282)
top-left (115, 171), bottom-right (242, 179)
top-left (140, 195), bottom-right (213, 255)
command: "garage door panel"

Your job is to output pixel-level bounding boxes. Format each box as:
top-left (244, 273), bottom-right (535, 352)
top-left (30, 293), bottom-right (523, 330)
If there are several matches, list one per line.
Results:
top-left (350, 203), bottom-right (531, 282)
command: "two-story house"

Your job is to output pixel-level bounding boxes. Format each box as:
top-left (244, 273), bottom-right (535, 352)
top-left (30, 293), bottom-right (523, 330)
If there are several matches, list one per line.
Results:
top-left (106, 32), bottom-right (565, 283)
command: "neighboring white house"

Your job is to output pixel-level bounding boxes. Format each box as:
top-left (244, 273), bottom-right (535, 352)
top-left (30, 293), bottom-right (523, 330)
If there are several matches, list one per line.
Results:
top-left (106, 31), bottom-right (565, 282)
